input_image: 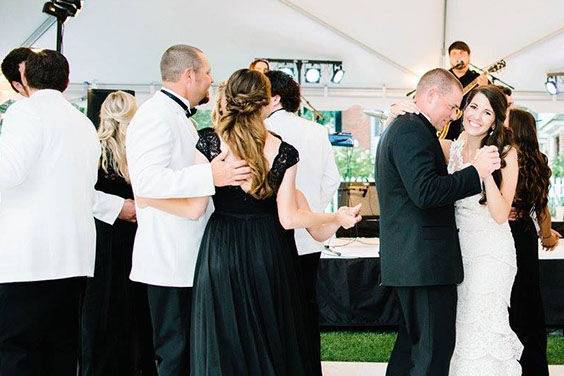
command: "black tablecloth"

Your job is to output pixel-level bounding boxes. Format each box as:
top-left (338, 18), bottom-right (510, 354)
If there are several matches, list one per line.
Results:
top-left (317, 256), bottom-right (564, 328)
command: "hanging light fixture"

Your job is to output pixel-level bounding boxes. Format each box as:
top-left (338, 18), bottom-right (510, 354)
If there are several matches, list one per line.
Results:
top-left (545, 76), bottom-right (558, 95)
top-left (304, 65), bottom-right (322, 83)
top-left (280, 65), bottom-right (296, 78)
top-left (265, 59), bottom-right (344, 85)
top-left (331, 64), bottom-right (345, 84)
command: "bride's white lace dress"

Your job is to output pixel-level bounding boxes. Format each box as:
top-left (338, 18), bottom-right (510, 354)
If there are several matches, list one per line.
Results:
top-left (448, 138), bottom-right (523, 376)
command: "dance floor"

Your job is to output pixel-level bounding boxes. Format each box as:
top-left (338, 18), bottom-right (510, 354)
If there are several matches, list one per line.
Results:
top-left (321, 362), bottom-right (564, 375)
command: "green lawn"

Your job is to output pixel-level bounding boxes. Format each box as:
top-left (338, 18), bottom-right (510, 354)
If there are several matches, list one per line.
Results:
top-left (321, 331), bottom-right (564, 364)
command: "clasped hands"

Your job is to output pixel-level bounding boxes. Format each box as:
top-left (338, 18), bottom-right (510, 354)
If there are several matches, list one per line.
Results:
top-left (471, 145), bottom-right (501, 179)
top-left (336, 204), bottom-right (362, 229)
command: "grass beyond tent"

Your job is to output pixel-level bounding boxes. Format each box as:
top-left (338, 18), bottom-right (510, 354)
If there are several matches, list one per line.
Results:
top-left (321, 331), bottom-right (564, 364)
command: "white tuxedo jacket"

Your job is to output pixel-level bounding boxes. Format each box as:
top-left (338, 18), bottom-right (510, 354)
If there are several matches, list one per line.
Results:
top-left (126, 90), bottom-right (214, 287)
top-left (266, 110), bottom-right (340, 255)
top-left (0, 90), bottom-right (101, 283)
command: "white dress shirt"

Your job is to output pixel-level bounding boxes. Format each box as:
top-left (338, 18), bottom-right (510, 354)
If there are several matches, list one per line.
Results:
top-left (126, 90), bottom-right (215, 287)
top-left (265, 110), bottom-right (341, 255)
top-left (93, 190), bottom-right (124, 224)
top-left (0, 89), bottom-right (101, 283)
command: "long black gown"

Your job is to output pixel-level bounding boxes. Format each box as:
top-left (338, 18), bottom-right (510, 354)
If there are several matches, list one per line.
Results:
top-left (509, 215), bottom-right (549, 376)
top-left (191, 128), bottom-right (317, 376)
top-left (80, 167), bottom-right (157, 376)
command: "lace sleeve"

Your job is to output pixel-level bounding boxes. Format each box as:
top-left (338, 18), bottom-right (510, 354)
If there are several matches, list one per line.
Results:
top-left (196, 128), bottom-right (222, 161)
top-left (268, 141), bottom-right (299, 191)
top-left (278, 142), bottom-right (299, 170)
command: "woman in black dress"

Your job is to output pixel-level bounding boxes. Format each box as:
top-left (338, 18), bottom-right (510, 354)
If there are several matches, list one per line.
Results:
top-left (81, 91), bottom-right (156, 376)
top-left (137, 69), bottom-right (359, 375)
top-left (507, 108), bottom-right (559, 376)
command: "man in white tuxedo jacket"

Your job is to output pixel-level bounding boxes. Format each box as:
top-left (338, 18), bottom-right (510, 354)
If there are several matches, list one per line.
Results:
top-left (126, 44), bottom-right (249, 376)
top-left (265, 70), bottom-right (341, 375)
top-left (0, 47), bottom-right (135, 226)
top-left (0, 50), bottom-right (101, 376)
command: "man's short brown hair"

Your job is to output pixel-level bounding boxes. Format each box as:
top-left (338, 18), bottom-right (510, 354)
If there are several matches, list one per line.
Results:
top-left (160, 44), bottom-right (204, 82)
top-left (416, 68), bottom-right (462, 96)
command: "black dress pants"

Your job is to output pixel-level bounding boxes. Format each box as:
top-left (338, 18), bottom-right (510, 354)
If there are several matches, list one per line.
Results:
top-left (0, 277), bottom-right (83, 376)
top-left (386, 285), bottom-right (457, 376)
top-left (147, 284), bottom-right (192, 376)
top-left (298, 252), bottom-right (322, 376)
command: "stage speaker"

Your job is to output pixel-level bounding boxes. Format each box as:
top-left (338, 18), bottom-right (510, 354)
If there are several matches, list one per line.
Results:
top-left (87, 88), bottom-right (135, 129)
top-left (337, 182), bottom-right (379, 217)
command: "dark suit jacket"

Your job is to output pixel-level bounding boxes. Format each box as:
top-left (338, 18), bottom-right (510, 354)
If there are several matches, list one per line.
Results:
top-left (375, 113), bottom-right (481, 286)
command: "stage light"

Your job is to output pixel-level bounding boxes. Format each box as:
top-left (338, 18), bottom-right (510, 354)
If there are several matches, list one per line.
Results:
top-left (42, 0), bottom-right (83, 52)
top-left (545, 76), bottom-right (558, 95)
top-left (43, 0), bottom-right (82, 21)
top-left (266, 59), bottom-right (343, 85)
top-left (331, 65), bottom-right (345, 84)
top-left (304, 66), bottom-right (321, 83)
top-left (280, 66), bottom-right (296, 78)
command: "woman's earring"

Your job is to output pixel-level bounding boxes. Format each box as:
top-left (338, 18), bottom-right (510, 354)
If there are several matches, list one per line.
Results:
top-left (489, 126), bottom-right (495, 136)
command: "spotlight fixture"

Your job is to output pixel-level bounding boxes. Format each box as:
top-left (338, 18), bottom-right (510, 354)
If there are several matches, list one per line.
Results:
top-left (265, 58), bottom-right (344, 85)
top-left (43, 0), bottom-right (82, 21)
top-left (304, 66), bottom-right (322, 83)
top-left (545, 76), bottom-right (558, 95)
top-left (41, 0), bottom-right (83, 53)
top-left (280, 66), bottom-right (296, 78)
top-left (331, 64), bottom-right (345, 84)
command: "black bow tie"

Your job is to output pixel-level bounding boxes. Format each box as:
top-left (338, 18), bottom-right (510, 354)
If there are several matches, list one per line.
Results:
top-left (185, 108), bottom-right (197, 119)
top-left (160, 89), bottom-right (197, 119)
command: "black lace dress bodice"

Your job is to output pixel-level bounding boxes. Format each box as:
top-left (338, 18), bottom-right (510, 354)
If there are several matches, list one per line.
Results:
top-left (196, 127), bottom-right (299, 216)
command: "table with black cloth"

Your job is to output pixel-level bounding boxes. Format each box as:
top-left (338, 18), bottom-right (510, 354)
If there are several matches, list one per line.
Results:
top-left (317, 237), bottom-right (564, 328)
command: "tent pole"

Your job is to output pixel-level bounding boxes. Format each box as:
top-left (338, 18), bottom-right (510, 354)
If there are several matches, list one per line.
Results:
top-left (277, 0), bottom-right (417, 78)
top-left (441, 0), bottom-right (448, 68)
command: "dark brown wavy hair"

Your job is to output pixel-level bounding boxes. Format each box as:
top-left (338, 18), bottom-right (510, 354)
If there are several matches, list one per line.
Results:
top-left (216, 69), bottom-right (273, 199)
top-left (463, 85), bottom-right (513, 205)
top-left (508, 108), bottom-right (551, 220)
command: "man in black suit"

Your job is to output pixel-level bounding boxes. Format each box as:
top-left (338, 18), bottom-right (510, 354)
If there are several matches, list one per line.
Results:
top-left (375, 68), bottom-right (501, 376)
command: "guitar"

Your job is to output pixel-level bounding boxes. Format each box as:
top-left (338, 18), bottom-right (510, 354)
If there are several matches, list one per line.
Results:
top-left (437, 59), bottom-right (507, 139)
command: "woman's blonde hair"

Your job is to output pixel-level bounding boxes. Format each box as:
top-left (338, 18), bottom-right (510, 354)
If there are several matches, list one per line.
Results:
top-left (211, 81), bottom-right (227, 125)
top-left (216, 69), bottom-right (272, 199)
top-left (98, 91), bottom-right (137, 182)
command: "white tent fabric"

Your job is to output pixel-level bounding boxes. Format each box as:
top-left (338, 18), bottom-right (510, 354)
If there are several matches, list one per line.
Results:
top-left (1, 0), bottom-right (564, 112)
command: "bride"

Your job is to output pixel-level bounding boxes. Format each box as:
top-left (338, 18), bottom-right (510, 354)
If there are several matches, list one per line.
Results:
top-left (389, 85), bottom-right (523, 375)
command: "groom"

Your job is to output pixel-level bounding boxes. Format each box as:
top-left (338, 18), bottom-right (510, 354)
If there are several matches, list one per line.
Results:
top-left (375, 68), bottom-right (501, 376)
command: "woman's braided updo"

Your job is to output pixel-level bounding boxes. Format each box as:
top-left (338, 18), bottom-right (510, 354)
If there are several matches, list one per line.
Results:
top-left (216, 69), bottom-right (273, 199)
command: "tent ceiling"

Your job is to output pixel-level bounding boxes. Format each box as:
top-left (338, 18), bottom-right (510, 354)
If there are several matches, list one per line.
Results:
top-left (1, 0), bottom-right (564, 111)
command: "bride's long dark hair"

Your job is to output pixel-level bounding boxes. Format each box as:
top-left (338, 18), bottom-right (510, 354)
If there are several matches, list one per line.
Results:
top-left (463, 85), bottom-right (513, 205)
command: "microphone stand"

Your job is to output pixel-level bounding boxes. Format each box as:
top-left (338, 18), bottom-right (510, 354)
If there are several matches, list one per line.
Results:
top-left (301, 95), bottom-right (324, 122)
top-left (323, 244), bottom-right (342, 257)
top-left (469, 63), bottom-right (515, 90)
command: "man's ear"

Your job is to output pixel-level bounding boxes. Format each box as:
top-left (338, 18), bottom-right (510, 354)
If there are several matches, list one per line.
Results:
top-left (182, 67), bottom-right (195, 83)
top-left (11, 81), bottom-right (25, 95)
top-left (271, 94), bottom-right (281, 106)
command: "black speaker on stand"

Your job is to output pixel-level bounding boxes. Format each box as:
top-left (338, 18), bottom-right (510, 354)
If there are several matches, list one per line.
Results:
top-left (86, 89), bottom-right (135, 129)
